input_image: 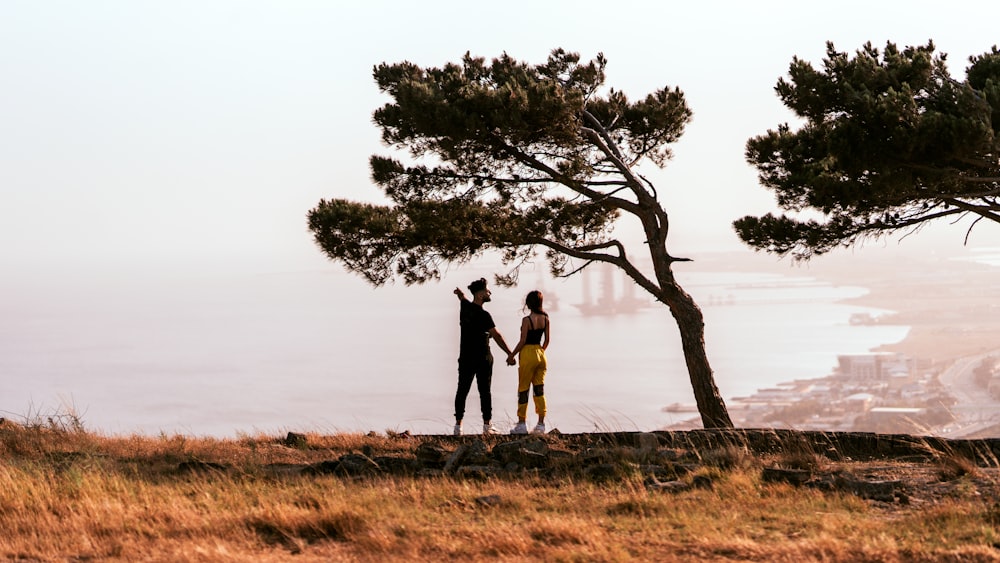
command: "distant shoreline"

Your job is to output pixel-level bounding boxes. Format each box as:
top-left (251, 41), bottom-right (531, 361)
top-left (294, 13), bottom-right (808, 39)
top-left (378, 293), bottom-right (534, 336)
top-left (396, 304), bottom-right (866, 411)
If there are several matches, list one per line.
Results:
top-left (689, 249), bottom-right (1000, 363)
top-left (805, 256), bottom-right (1000, 362)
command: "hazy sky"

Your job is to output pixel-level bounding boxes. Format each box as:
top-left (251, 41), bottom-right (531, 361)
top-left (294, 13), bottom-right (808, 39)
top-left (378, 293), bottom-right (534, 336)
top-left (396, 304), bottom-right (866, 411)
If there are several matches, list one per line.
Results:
top-left (3, 1), bottom-right (1000, 281)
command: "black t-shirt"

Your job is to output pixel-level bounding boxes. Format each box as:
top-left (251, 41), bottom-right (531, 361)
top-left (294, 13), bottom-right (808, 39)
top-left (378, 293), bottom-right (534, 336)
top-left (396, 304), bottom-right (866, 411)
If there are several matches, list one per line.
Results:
top-left (459, 299), bottom-right (495, 361)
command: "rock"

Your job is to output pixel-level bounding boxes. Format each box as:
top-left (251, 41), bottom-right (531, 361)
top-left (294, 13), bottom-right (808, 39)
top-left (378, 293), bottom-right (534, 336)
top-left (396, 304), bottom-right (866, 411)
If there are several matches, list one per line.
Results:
top-left (517, 449), bottom-right (549, 469)
top-left (835, 476), bottom-right (902, 502)
top-left (284, 432), bottom-right (308, 448)
top-left (804, 472), bottom-right (839, 492)
top-left (303, 460), bottom-right (340, 475)
top-left (762, 467), bottom-right (812, 486)
top-left (636, 432), bottom-right (660, 450)
top-left (444, 444), bottom-right (470, 474)
top-left (338, 453), bottom-right (381, 476)
top-left (443, 441), bottom-right (494, 471)
top-left (492, 438), bottom-right (550, 468)
top-left (584, 463), bottom-right (620, 482)
top-left (464, 440), bottom-right (493, 465)
top-left (374, 456), bottom-right (416, 474)
top-left (579, 447), bottom-right (615, 465)
top-left (415, 442), bottom-right (449, 468)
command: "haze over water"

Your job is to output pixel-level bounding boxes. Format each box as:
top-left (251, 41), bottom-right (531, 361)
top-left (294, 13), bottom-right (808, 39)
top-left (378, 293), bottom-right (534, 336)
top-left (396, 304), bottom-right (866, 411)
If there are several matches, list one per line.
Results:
top-left (0, 261), bottom-right (908, 437)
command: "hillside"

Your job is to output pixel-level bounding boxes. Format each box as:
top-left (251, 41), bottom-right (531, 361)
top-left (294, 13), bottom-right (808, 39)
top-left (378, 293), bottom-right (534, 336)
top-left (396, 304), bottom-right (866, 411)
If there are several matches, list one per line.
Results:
top-left (4, 419), bottom-right (1000, 561)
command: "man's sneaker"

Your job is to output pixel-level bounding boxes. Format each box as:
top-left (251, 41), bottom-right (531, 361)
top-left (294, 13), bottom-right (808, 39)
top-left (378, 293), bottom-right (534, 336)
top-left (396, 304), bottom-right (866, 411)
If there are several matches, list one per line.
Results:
top-left (483, 422), bottom-right (497, 435)
top-left (453, 423), bottom-right (462, 436)
top-left (510, 422), bottom-right (528, 435)
top-left (531, 422), bottom-right (546, 435)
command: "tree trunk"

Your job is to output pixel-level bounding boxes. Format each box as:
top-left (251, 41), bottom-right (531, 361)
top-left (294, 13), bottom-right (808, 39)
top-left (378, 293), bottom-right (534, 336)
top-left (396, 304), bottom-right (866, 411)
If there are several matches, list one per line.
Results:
top-left (662, 281), bottom-right (733, 428)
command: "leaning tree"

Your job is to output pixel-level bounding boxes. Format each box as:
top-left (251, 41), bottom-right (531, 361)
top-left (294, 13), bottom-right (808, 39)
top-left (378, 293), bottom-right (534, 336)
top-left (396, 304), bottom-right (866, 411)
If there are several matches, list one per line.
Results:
top-left (735, 41), bottom-right (1000, 258)
top-left (308, 49), bottom-right (732, 428)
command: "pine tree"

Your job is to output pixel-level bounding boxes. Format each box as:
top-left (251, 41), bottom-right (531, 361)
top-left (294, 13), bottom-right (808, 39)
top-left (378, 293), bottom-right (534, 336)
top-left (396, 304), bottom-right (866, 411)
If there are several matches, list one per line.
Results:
top-left (309, 49), bottom-right (732, 427)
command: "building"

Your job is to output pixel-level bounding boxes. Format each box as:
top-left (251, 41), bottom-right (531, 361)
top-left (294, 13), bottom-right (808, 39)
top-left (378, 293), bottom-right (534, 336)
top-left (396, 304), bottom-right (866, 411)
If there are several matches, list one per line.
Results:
top-left (837, 353), bottom-right (914, 382)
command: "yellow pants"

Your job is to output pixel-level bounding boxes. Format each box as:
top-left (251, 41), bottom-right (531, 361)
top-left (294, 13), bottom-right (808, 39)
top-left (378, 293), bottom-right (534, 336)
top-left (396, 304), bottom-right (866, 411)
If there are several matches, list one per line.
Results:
top-left (517, 345), bottom-right (547, 420)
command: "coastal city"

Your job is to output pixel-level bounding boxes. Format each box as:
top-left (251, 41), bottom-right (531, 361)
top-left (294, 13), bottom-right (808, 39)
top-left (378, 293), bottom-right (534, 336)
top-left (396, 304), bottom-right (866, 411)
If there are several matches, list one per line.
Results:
top-left (713, 349), bottom-right (1000, 437)
top-left (662, 249), bottom-right (1000, 438)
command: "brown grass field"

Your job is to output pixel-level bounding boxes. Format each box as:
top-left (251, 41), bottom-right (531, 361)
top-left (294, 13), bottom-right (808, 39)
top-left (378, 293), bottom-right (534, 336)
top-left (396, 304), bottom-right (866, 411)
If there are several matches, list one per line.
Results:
top-left (5, 417), bottom-right (1000, 562)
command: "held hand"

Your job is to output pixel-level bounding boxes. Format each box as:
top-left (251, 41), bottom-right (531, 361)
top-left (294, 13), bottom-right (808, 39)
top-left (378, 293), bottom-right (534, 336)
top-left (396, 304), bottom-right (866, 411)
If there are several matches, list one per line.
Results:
top-left (506, 354), bottom-right (516, 366)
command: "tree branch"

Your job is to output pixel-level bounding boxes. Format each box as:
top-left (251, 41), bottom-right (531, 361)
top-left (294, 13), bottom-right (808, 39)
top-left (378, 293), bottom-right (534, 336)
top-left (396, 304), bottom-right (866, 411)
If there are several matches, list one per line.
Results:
top-left (638, 174), bottom-right (659, 200)
top-left (852, 208), bottom-right (966, 236)
top-left (965, 215), bottom-right (985, 245)
top-left (497, 141), bottom-right (644, 215)
top-left (528, 236), bottom-right (661, 299)
top-left (954, 156), bottom-right (1000, 170)
top-left (575, 239), bottom-right (627, 258)
top-left (576, 113), bottom-right (672, 253)
top-left (942, 198), bottom-right (1000, 223)
top-left (583, 179), bottom-right (632, 187)
top-left (579, 125), bottom-right (650, 195)
top-left (559, 259), bottom-right (595, 278)
top-left (581, 110), bottom-right (628, 163)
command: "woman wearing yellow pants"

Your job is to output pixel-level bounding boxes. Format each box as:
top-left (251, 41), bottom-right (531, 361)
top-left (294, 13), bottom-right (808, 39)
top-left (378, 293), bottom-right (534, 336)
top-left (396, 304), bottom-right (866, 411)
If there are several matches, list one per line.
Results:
top-left (508, 290), bottom-right (550, 435)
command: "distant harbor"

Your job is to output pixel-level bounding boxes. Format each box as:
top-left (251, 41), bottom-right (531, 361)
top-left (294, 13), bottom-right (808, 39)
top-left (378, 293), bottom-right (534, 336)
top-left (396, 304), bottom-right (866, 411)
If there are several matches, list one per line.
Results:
top-left (573, 263), bottom-right (653, 316)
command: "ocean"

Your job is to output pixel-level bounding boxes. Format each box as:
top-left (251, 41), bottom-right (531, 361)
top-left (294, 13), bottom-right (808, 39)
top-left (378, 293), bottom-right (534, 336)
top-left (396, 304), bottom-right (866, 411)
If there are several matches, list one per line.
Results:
top-left (0, 264), bottom-right (908, 437)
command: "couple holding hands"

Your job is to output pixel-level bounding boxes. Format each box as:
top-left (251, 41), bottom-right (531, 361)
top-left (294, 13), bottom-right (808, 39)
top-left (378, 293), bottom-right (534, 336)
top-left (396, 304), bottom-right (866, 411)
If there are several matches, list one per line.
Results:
top-left (453, 278), bottom-right (549, 436)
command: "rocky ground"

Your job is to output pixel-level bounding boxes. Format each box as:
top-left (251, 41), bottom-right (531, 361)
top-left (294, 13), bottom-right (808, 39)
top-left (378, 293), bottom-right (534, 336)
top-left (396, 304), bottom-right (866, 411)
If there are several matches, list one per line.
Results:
top-left (187, 429), bottom-right (1000, 512)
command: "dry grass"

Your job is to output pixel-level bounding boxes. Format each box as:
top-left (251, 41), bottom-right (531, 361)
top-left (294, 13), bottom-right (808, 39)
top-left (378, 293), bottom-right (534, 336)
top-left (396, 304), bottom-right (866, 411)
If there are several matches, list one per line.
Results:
top-left (3, 419), bottom-right (1000, 561)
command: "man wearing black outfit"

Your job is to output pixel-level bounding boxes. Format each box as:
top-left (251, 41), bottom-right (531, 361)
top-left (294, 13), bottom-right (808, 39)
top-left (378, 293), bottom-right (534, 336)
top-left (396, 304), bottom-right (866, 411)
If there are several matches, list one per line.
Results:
top-left (453, 278), bottom-right (514, 435)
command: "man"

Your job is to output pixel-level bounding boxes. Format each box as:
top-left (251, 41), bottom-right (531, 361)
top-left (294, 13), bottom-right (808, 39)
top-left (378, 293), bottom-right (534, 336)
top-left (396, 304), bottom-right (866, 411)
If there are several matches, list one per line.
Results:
top-left (452, 278), bottom-right (515, 435)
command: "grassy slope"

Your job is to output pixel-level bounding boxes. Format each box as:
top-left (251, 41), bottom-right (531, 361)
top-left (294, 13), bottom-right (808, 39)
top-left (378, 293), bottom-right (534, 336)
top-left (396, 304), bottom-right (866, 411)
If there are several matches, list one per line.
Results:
top-left (3, 421), bottom-right (1000, 562)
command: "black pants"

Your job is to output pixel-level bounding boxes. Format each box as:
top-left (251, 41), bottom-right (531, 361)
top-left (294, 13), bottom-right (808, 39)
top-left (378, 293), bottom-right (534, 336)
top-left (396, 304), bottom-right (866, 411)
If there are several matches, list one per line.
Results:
top-left (455, 356), bottom-right (493, 423)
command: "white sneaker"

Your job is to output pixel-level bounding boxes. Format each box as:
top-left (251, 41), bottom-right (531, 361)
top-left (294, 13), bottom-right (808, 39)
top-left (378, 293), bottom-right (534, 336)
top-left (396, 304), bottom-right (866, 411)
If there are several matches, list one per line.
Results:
top-left (483, 422), bottom-right (497, 435)
top-left (510, 422), bottom-right (528, 435)
top-left (453, 423), bottom-right (462, 436)
top-left (531, 422), bottom-right (546, 435)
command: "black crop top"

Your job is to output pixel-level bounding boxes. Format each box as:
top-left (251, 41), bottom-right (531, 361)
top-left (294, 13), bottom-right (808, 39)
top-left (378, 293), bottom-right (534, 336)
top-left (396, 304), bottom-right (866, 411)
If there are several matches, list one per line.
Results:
top-left (525, 315), bottom-right (547, 345)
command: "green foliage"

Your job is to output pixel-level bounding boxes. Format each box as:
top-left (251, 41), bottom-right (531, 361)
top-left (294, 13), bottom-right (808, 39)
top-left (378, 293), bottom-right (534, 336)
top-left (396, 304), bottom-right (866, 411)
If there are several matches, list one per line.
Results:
top-left (307, 48), bottom-right (690, 286)
top-left (736, 41), bottom-right (1000, 259)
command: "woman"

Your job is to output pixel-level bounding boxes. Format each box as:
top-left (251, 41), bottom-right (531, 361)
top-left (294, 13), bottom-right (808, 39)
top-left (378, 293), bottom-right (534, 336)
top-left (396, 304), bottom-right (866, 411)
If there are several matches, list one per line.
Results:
top-left (507, 290), bottom-right (550, 435)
